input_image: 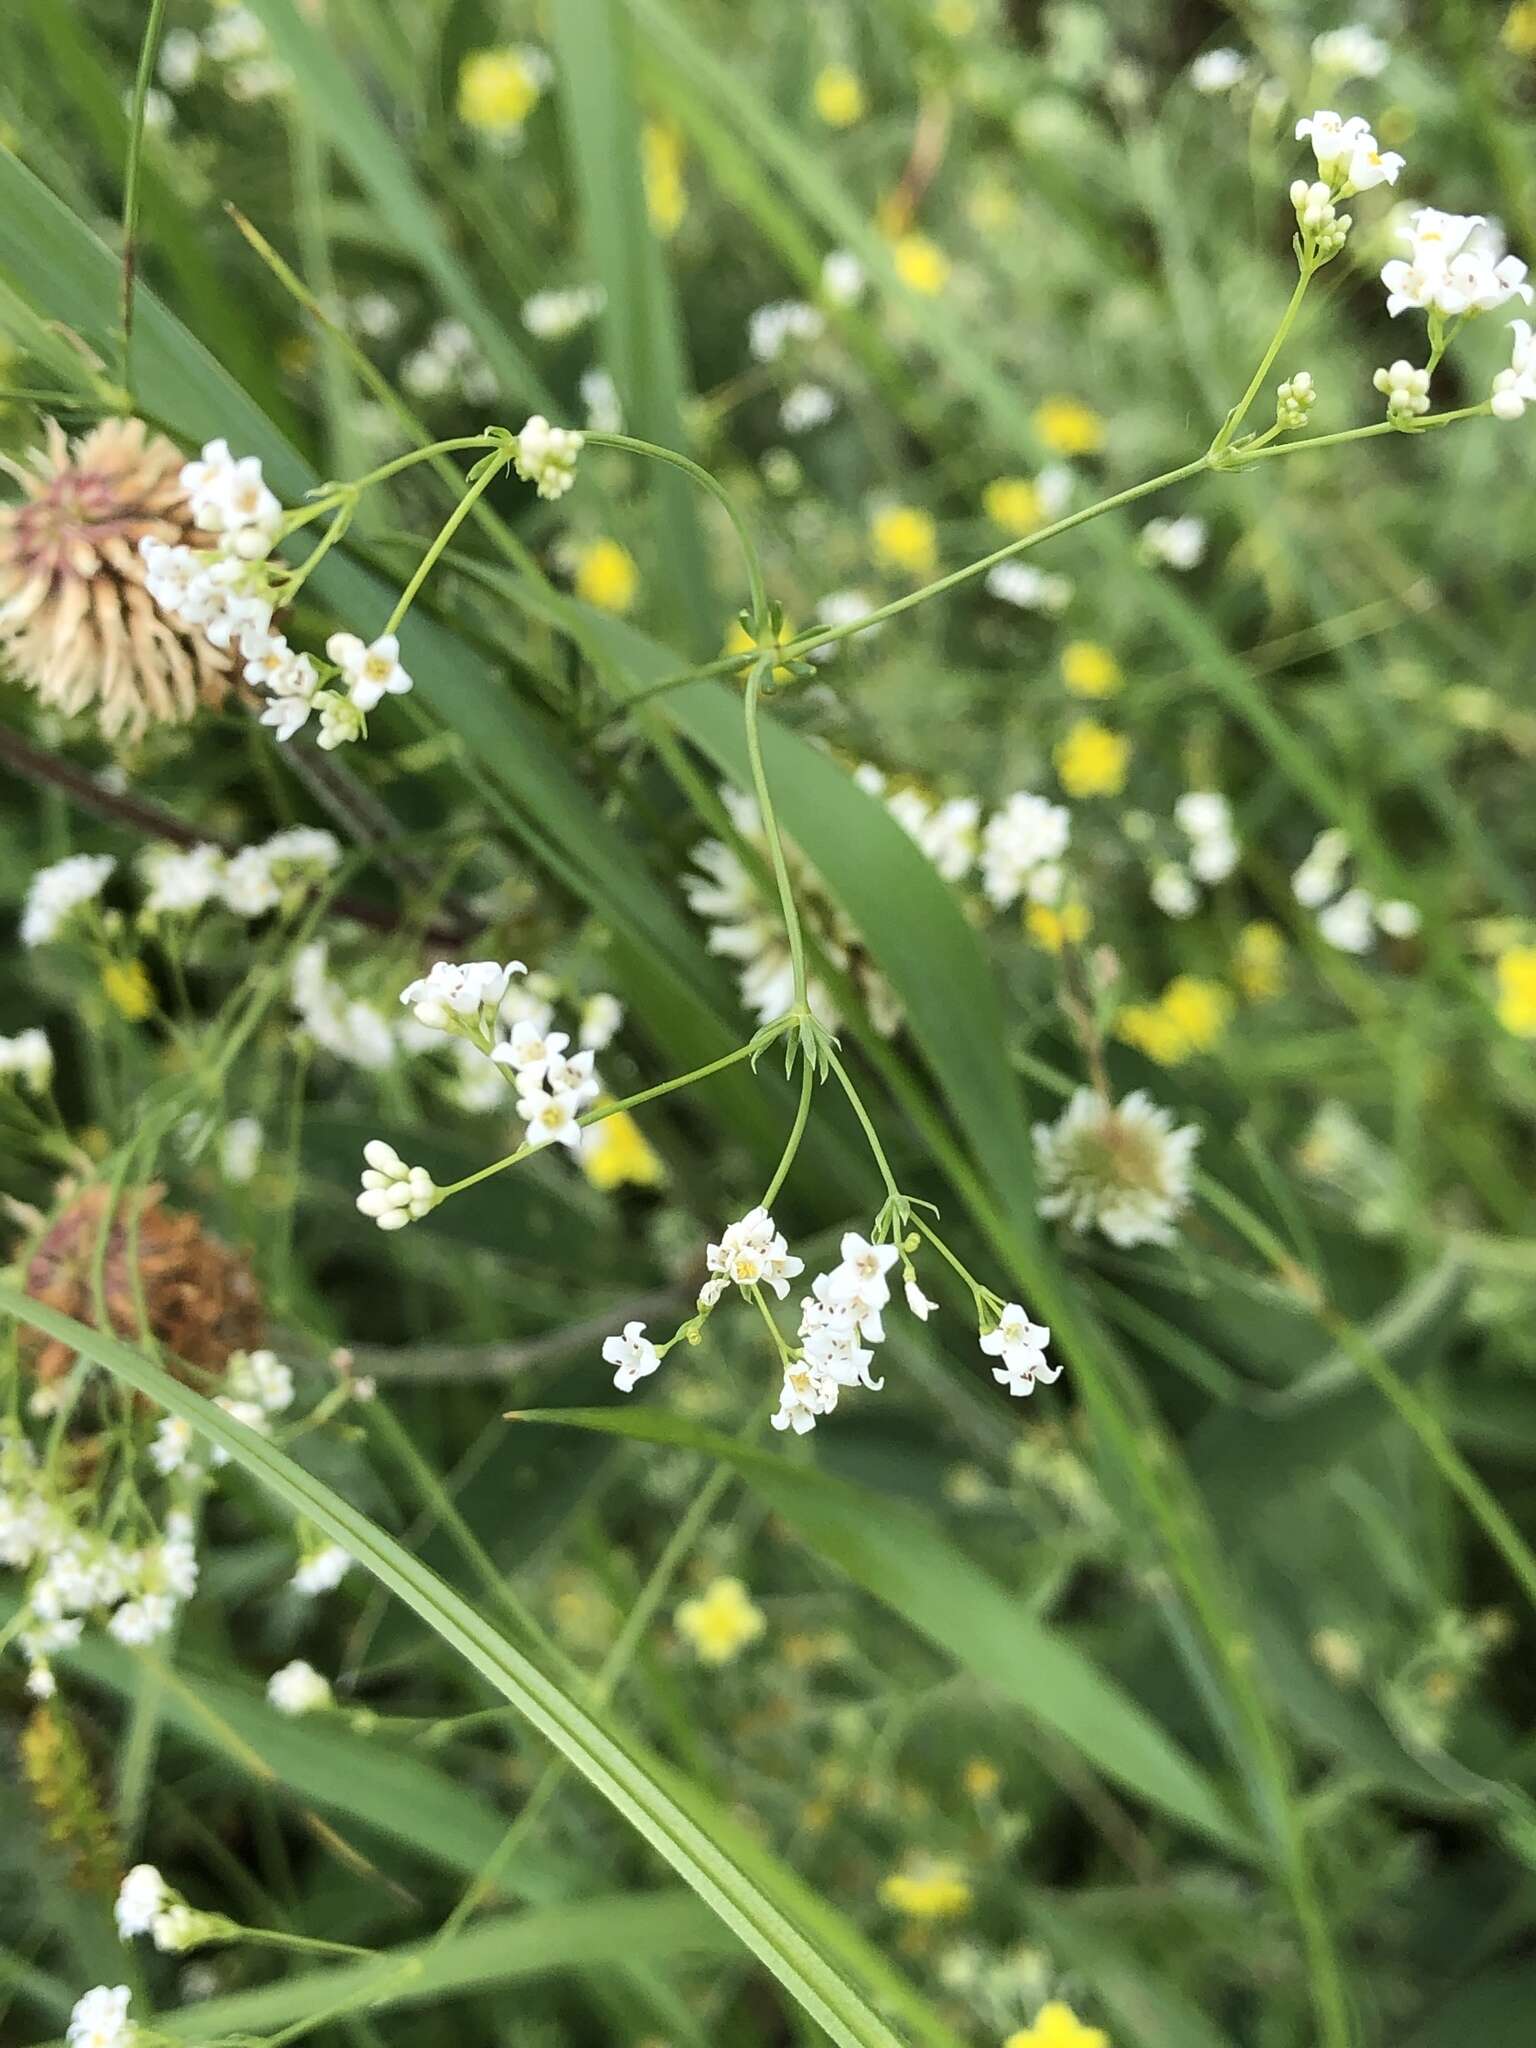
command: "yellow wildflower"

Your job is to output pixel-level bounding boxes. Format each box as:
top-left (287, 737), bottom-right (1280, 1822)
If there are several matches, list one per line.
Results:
top-left (879, 1857), bottom-right (972, 1920)
top-left (1495, 946), bottom-right (1536, 1035)
top-left (1026, 901), bottom-right (1091, 954)
top-left (870, 503), bottom-right (939, 578)
top-left (101, 958), bottom-right (154, 1021)
top-left (1504, 3), bottom-right (1536, 55)
top-left (1060, 640), bottom-right (1122, 699)
top-left (962, 1757), bottom-right (1001, 1800)
top-left (1055, 719), bottom-right (1130, 799)
top-left (1034, 396), bottom-right (1105, 457)
top-left (457, 47), bottom-right (546, 134)
top-left (1004, 2002), bottom-right (1110, 2048)
top-left (1234, 920), bottom-right (1287, 1002)
top-left (581, 1107), bottom-right (666, 1192)
top-left (813, 64), bottom-right (866, 127)
top-left (982, 476), bottom-right (1042, 535)
top-left (573, 538), bottom-right (640, 615)
top-left (643, 121), bottom-right (687, 237)
top-left (1161, 974), bottom-right (1231, 1053)
top-left (892, 233), bottom-right (951, 296)
top-left (724, 613), bottom-right (798, 682)
top-left (675, 1577), bottom-right (765, 1665)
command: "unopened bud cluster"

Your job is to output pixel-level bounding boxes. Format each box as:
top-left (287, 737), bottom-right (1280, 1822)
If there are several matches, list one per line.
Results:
top-left (1373, 359), bottom-right (1432, 421)
top-left (1290, 179), bottom-right (1351, 261)
top-left (1275, 371), bottom-right (1317, 432)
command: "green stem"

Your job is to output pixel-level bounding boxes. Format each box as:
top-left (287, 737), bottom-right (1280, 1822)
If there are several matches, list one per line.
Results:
top-left (1231, 404), bottom-right (1491, 462)
top-left (741, 657), bottom-right (809, 1013)
top-left (762, 1062), bottom-right (815, 1209)
top-left (1211, 262), bottom-right (1314, 455)
top-left (584, 430), bottom-right (770, 629)
top-left (118, 0), bottom-right (170, 396)
top-left (825, 1050), bottom-right (900, 1205)
top-left (384, 454), bottom-right (508, 636)
top-left (229, 1924), bottom-right (378, 1963)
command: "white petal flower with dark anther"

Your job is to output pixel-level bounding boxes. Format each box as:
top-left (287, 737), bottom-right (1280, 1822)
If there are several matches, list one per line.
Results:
top-left (605, 1320), bottom-right (662, 1392)
top-left (267, 1658), bottom-right (333, 1715)
top-left (356, 1139), bottom-right (438, 1228)
top-left (325, 631), bottom-right (414, 711)
top-left (1035, 1086), bottom-right (1201, 1247)
top-left (979, 1302), bottom-right (1056, 1396)
top-left (513, 415), bottom-right (584, 499)
top-left (705, 1207), bottom-right (804, 1298)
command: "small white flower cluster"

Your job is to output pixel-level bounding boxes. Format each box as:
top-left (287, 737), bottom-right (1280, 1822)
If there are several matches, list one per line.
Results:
top-left (20, 852), bottom-right (115, 948)
top-left (774, 1233), bottom-right (898, 1433)
top-left (66, 1984), bottom-right (138, 2048)
top-left (1382, 209), bottom-right (1530, 323)
top-left (1035, 1087), bottom-right (1200, 1247)
top-left (115, 1864), bottom-right (218, 1955)
top-left (356, 1138), bottom-right (439, 1229)
top-left (522, 283), bottom-right (606, 339)
top-left (1152, 791), bottom-right (1240, 919)
top-left (1139, 515), bottom-right (1207, 571)
top-left (514, 415), bottom-right (584, 500)
top-left (985, 561), bottom-right (1075, 614)
top-left (1492, 320), bottom-right (1536, 421)
top-left (979, 1302), bottom-right (1058, 1397)
top-left (0, 1026), bottom-right (53, 1093)
top-left (822, 248), bottom-right (866, 306)
top-left (701, 1205), bottom-right (805, 1304)
top-left (492, 1016), bottom-right (601, 1151)
top-left (1276, 370), bottom-right (1317, 432)
top-left (400, 957), bottom-right (525, 1045)
top-left (980, 791), bottom-right (1072, 910)
top-left (268, 1656), bottom-right (334, 1715)
top-left (205, 1347), bottom-right (297, 1466)
top-left (292, 1541), bottom-right (353, 1597)
top-left (292, 942), bottom-right (396, 1070)
top-left (142, 826), bottom-right (340, 923)
top-left (748, 300), bottom-right (825, 363)
top-left (1292, 829), bottom-right (1420, 954)
top-left (1295, 110), bottom-right (1404, 197)
top-left (194, 4), bottom-right (291, 101)
top-left (180, 437), bottom-right (282, 558)
top-left (1372, 358), bottom-right (1431, 421)
top-left (403, 317), bottom-right (497, 405)
top-left (581, 365), bottom-right (624, 433)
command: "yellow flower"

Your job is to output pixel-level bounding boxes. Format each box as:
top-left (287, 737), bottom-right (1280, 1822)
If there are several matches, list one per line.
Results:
top-left (458, 47), bottom-right (545, 134)
top-left (724, 614), bottom-right (798, 681)
top-left (1119, 975), bottom-right (1231, 1064)
top-left (1055, 719), bottom-right (1129, 799)
top-left (1495, 946), bottom-right (1536, 1035)
top-left (1503, 3), bottom-right (1536, 56)
top-left (892, 233), bottom-right (951, 296)
top-left (879, 1857), bottom-right (972, 1920)
top-left (1234, 920), bottom-right (1287, 1002)
top-left (813, 64), bottom-right (866, 127)
top-left (101, 958), bottom-right (154, 1021)
top-left (573, 538), bottom-right (640, 615)
top-left (1060, 640), bottom-right (1122, 699)
top-left (581, 1107), bottom-right (666, 1191)
top-left (1004, 2002), bottom-right (1110, 2048)
top-left (870, 503), bottom-right (939, 578)
top-left (982, 476), bottom-right (1042, 535)
top-left (643, 121), bottom-right (687, 236)
top-left (675, 1577), bottom-right (765, 1664)
top-left (1034, 396), bottom-right (1105, 457)
top-left (1026, 901), bottom-right (1091, 954)
top-left (962, 1757), bottom-right (1001, 1800)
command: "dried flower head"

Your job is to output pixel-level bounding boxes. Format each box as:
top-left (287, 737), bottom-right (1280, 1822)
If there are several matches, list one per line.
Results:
top-left (0, 417), bottom-right (230, 742)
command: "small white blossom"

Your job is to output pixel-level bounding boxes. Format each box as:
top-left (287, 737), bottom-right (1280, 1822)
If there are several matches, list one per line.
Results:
top-left (356, 1139), bottom-right (438, 1228)
top-left (491, 1016), bottom-right (569, 1084)
top-left (1276, 370), bottom-right (1317, 430)
top-left (1189, 48), bottom-right (1247, 94)
top-left (1150, 863), bottom-right (1199, 919)
top-left (517, 1084), bottom-right (584, 1150)
top-left (140, 843), bottom-right (227, 917)
top-left (771, 1360), bottom-right (839, 1434)
top-left (108, 1594), bottom-right (175, 1646)
top-left (220, 1115), bottom-right (263, 1183)
top-left (315, 690), bottom-right (366, 749)
top-left (400, 958), bottom-right (525, 1036)
top-left (292, 1543), bottom-right (352, 1597)
top-left (1140, 515), bottom-right (1207, 570)
top-left (513, 415), bottom-right (584, 499)
top-left (580, 366), bottom-right (623, 433)
top-left (747, 300), bottom-right (824, 363)
top-left (115, 1865), bottom-right (168, 1940)
top-left (578, 992), bottom-right (624, 1050)
top-left (325, 631), bottom-right (414, 711)
top-left (979, 1303), bottom-right (1057, 1396)
top-left (66, 1984), bottom-right (137, 2048)
top-left (904, 1276), bottom-right (938, 1320)
top-left (1382, 210), bottom-right (1531, 319)
top-left (984, 561), bottom-right (1075, 613)
top-left (605, 1320), bottom-right (662, 1392)
top-left (1035, 1087), bottom-right (1200, 1247)
top-left (1376, 898), bottom-right (1421, 939)
top-left (1292, 827), bottom-right (1351, 908)
top-left (821, 249), bottom-right (866, 305)
top-left (267, 1658), bottom-right (333, 1715)
top-left (1492, 318), bottom-right (1536, 419)
top-left (0, 1027), bottom-right (54, 1093)
top-left (1318, 885), bottom-right (1378, 953)
top-left (705, 1207), bottom-right (804, 1300)
top-left (21, 853), bottom-right (115, 948)
top-left (148, 1417), bottom-right (196, 1477)
top-left (980, 793), bottom-right (1071, 909)
top-left (1295, 111), bottom-right (1402, 192)
top-left (1312, 26), bottom-right (1389, 80)
top-left (521, 284), bottom-right (605, 338)
top-left (780, 382), bottom-right (838, 434)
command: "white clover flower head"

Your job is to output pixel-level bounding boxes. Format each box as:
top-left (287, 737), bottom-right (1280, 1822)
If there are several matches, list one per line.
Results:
top-left (513, 415), bottom-right (584, 499)
top-left (604, 1320), bottom-right (662, 1392)
top-left (979, 1302), bottom-right (1058, 1397)
top-left (325, 631), bottom-right (414, 711)
top-left (1492, 318), bottom-right (1536, 419)
top-left (267, 1658), bottom-right (333, 1715)
top-left (356, 1139), bottom-right (438, 1228)
top-left (399, 958), bottom-right (525, 1036)
top-left (1373, 358), bottom-right (1432, 419)
top-left (114, 1864), bottom-right (168, 1940)
top-left (21, 853), bottom-right (116, 948)
top-left (292, 1542), bottom-right (353, 1597)
top-left (1035, 1086), bottom-right (1201, 1247)
top-left (0, 1026), bottom-right (54, 1093)
top-left (66, 1982), bottom-right (137, 2048)
top-left (980, 792), bottom-right (1072, 909)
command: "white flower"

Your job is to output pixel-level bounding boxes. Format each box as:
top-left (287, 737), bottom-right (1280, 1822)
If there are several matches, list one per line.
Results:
top-left (220, 1115), bottom-right (263, 1183)
top-left (1140, 515), bottom-right (1207, 570)
top-left (1372, 358), bottom-right (1431, 419)
top-left (115, 1865), bottom-right (168, 1940)
top-left (518, 1084), bottom-right (584, 1150)
top-left (232, 1348), bottom-right (294, 1416)
top-left (220, 846), bottom-right (280, 918)
top-left (267, 1658), bottom-right (333, 1715)
top-left (780, 382), bottom-right (838, 434)
top-left (747, 300), bottom-right (824, 363)
top-left (1174, 791), bottom-right (1230, 841)
top-left (148, 1417), bottom-right (196, 1477)
top-left (544, 1046), bottom-right (599, 1103)
top-left (1492, 318), bottom-right (1536, 419)
top-left (980, 793), bottom-right (1071, 909)
top-left (1318, 885), bottom-right (1377, 953)
top-left (66, 1983), bottom-right (137, 2048)
top-left (984, 561), bottom-right (1074, 613)
top-left (979, 1302), bottom-right (1057, 1396)
top-left (108, 1594), bottom-right (175, 1646)
top-left (159, 26), bottom-right (201, 89)
top-left (604, 1320), bottom-right (661, 1392)
top-left (771, 1360), bottom-right (839, 1434)
top-left (325, 631), bottom-right (414, 711)
top-left (579, 366), bottom-right (623, 433)
top-left (257, 653), bottom-right (322, 741)
top-left (491, 1016), bottom-right (569, 1084)
top-left (400, 958), bottom-right (524, 1035)
top-left (705, 1207), bottom-right (804, 1299)
top-left (315, 690), bottom-right (366, 749)
top-left (1035, 1086), bottom-right (1201, 1247)
top-left (578, 992), bottom-right (624, 1050)
top-left (521, 284), bottom-right (605, 338)
top-left (1292, 827), bottom-right (1351, 907)
top-left (292, 1543), bottom-right (352, 1596)
top-left (1376, 898), bottom-right (1421, 938)
top-left (807, 587), bottom-right (882, 660)
top-left (0, 1027), bottom-right (53, 1093)
top-left (513, 415), bottom-right (584, 500)
top-left (885, 788), bottom-right (980, 882)
top-left (180, 442), bottom-right (282, 556)
top-left (1189, 833), bottom-right (1239, 884)
top-left (356, 1139), bottom-right (438, 1228)
top-left (1150, 863), bottom-right (1198, 919)
top-left (904, 1276), bottom-right (938, 1320)
top-left (1312, 26), bottom-right (1389, 80)
top-left (21, 853), bottom-right (115, 947)
top-left (140, 843), bottom-right (227, 917)
top-left (1382, 210), bottom-right (1529, 319)
top-left (1189, 48), bottom-right (1247, 93)
top-left (821, 249), bottom-right (866, 306)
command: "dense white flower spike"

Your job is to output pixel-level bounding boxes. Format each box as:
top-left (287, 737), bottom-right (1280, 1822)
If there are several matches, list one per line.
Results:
top-left (268, 1658), bottom-right (333, 1715)
top-left (1492, 320), bottom-right (1536, 419)
top-left (705, 1207), bottom-right (804, 1299)
top-left (66, 1983), bottom-right (137, 2048)
top-left (20, 853), bottom-right (115, 947)
top-left (605, 1321), bottom-right (662, 1392)
top-left (513, 415), bottom-right (584, 499)
top-left (292, 1543), bottom-right (353, 1596)
top-left (0, 1027), bottom-right (53, 1093)
top-left (325, 631), bottom-right (414, 711)
top-left (980, 792), bottom-right (1071, 909)
top-left (1276, 370), bottom-right (1317, 431)
top-left (1382, 210), bottom-right (1531, 319)
top-left (114, 1865), bottom-right (168, 1940)
top-left (979, 1303), bottom-right (1058, 1397)
top-left (1373, 359), bottom-right (1432, 420)
top-left (356, 1139), bottom-right (438, 1228)
top-left (1035, 1087), bottom-right (1201, 1247)
top-left (400, 959), bottom-right (524, 1039)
